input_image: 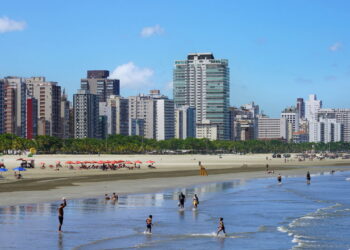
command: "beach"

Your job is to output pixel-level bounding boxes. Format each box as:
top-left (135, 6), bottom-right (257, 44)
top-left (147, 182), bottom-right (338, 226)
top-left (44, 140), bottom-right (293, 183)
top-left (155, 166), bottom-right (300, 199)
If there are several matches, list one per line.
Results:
top-left (0, 153), bottom-right (350, 207)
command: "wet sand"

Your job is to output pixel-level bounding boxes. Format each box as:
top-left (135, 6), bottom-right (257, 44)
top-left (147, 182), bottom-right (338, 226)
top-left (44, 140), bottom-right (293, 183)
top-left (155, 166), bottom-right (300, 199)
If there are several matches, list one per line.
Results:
top-left (0, 153), bottom-right (349, 206)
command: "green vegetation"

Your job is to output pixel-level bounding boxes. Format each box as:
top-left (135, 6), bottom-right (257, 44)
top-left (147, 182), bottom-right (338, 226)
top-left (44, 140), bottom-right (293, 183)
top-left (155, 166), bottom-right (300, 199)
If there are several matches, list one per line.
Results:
top-left (0, 133), bottom-right (349, 154)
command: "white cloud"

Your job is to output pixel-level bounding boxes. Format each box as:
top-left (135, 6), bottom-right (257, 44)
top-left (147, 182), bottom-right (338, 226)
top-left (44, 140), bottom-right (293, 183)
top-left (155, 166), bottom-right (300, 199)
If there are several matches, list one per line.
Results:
top-left (110, 62), bottom-right (154, 88)
top-left (329, 42), bottom-right (342, 52)
top-left (0, 16), bottom-right (26, 33)
top-left (140, 24), bottom-right (164, 38)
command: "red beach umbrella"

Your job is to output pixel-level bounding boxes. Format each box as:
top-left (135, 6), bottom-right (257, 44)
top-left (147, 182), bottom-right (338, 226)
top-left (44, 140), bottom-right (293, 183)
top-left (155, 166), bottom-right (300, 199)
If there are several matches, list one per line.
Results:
top-left (125, 161), bottom-right (133, 164)
top-left (105, 160), bottom-right (112, 164)
top-left (76, 161), bottom-right (82, 164)
top-left (92, 161), bottom-right (98, 164)
top-left (65, 161), bottom-right (74, 164)
top-left (146, 160), bottom-right (155, 164)
top-left (97, 160), bottom-right (105, 164)
top-left (116, 160), bottom-right (124, 163)
top-left (84, 161), bottom-right (91, 164)
top-left (134, 160), bottom-right (142, 164)
top-left (40, 162), bottom-right (45, 165)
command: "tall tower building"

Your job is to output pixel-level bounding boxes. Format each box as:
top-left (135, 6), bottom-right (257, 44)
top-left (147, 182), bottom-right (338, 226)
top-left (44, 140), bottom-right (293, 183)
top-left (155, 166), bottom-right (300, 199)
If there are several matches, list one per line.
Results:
top-left (80, 70), bottom-right (120, 102)
top-left (26, 77), bottom-right (61, 137)
top-left (60, 90), bottom-right (71, 139)
top-left (3, 77), bottom-right (27, 137)
top-left (305, 94), bottom-right (322, 122)
top-left (173, 53), bottom-right (230, 140)
top-left (0, 79), bottom-right (4, 134)
top-left (73, 89), bottom-right (99, 138)
top-left (106, 95), bottom-right (129, 136)
top-left (296, 98), bottom-right (305, 119)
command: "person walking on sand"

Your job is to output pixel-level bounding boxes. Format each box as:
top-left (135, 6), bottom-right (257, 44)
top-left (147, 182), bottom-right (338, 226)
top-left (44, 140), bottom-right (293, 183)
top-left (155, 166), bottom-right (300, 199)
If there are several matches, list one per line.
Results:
top-left (58, 198), bottom-right (67, 232)
top-left (193, 194), bottom-right (199, 209)
top-left (277, 174), bottom-right (282, 184)
top-left (306, 171), bottom-right (311, 184)
top-left (217, 217), bottom-right (226, 236)
top-left (178, 192), bottom-right (186, 209)
top-left (145, 215), bottom-right (153, 233)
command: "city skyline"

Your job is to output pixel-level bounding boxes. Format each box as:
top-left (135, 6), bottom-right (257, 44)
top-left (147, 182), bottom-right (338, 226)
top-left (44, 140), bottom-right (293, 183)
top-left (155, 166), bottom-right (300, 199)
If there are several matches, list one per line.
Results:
top-left (1, 0), bottom-right (350, 117)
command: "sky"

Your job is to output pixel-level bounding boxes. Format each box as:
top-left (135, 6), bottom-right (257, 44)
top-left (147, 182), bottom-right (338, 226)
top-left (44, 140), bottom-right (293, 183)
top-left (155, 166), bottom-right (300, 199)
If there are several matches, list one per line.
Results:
top-left (1, 0), bottom-right (350, 117)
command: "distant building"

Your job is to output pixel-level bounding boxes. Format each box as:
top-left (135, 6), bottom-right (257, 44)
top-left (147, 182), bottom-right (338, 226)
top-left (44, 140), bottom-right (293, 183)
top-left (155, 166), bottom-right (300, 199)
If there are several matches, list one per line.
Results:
top-left (173, 53), bottom-right (230, 140)
top-left (292, 131), bottom-right (309, 143)
top-left (106, 95), bottom-right (129, 136)
top-left (26, 77), bottom-right (61, 137)
top-left (317, 109), bottom-right (350, 142)
top-left (305, 94), bottom-right (322, 122)
top-left (229, 104), bottom-right (258, 141)
top-left (155, 99), bottom-right (175, 140)
top-left (128, 90), bottom-right (174, 140)
top-left (80, 70), bottom-right (120, 102)
top-left (0, 80), bottom-right (4, 134)
top-left (296, 98), bottom-right (305, 119)
top-left (281, 107), bottom-right (299, 142)
top-left (26, 97), bottom-right (38, 139)
top-left (175, 106), bottom-right (196, 139)
top-left (73, 89), bottom-right (99, 138)
top-left (258, 117), bottom-right (287, 140)
top-left (60, 90), bottom-right (70, 138)
top-left (309, 118), bottom-right (343, 143)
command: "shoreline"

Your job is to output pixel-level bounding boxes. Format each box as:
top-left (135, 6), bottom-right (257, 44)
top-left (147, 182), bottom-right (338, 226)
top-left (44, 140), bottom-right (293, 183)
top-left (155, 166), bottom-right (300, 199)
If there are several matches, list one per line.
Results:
top-left (1, 163), bottom-right (349, 207)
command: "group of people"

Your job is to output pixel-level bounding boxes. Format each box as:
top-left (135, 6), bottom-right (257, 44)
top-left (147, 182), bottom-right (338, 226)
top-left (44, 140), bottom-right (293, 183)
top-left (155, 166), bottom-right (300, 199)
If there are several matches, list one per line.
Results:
top-left (277, 171), bottom-right (315, 184)
top-left (57, 192), bottom-right (226, 236)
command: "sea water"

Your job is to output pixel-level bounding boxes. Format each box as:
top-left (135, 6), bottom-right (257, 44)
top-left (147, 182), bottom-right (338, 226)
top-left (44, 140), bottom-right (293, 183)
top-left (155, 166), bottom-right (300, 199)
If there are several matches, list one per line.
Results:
top-left (0, 169), bottom-right (350, 249)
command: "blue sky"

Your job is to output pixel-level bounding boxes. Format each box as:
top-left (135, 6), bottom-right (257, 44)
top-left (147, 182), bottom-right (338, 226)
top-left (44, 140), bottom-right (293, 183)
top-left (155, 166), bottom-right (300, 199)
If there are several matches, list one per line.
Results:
top-left (1, 0), bottom-right (349, 117)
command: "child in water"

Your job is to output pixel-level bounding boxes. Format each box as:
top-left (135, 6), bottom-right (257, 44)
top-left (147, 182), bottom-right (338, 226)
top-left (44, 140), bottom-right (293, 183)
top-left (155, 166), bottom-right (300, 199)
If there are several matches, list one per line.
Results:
top-left (145, 215), bottom-right (153, 233)
top-left (193, 194), bottom-right (199, 209)
top-left (217, 217), bottom-right (226, 236)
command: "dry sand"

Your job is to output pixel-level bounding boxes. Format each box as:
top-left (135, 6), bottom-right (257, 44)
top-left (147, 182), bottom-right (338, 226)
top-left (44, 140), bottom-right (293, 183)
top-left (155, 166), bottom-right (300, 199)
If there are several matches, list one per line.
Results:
top-left (0, 153), bottom-right (349, 206)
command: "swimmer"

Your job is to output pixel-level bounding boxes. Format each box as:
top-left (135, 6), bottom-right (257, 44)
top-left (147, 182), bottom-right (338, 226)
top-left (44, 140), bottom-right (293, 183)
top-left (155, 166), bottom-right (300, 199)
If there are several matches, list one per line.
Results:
top-left (277, 174), bottom-right (282, 184)
top-left (58, 198), bottom-right (67, 232)
top-left (145, 215), bottom-right (153, 233)
top-left (217, 217), bottom-right (226, 236)
top-left (193, 194), bottom-right (199, 209)
top-left (105, 194), bottom-right (110, 200)
top-left (178, 192), bottom-right (186, 209)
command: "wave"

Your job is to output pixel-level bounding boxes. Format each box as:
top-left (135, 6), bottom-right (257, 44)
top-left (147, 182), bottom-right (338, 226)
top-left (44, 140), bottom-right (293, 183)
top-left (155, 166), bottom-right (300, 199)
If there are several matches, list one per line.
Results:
top-left (346, 178), bottom-right (350, 181)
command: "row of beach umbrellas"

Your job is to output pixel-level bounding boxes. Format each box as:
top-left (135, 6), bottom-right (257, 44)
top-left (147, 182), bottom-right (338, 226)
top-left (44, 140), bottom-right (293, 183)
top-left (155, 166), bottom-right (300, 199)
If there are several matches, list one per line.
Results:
top-left (64, 160), bottom-right (155, 165)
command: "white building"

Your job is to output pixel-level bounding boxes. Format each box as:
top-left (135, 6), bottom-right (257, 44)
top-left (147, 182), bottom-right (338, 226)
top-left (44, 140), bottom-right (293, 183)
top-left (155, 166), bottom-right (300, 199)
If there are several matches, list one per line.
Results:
top-left (106, 95), bottom-right (129, 136)
top-left (281, 107), bottom-right (300, 142)
top-left (305, 94), bottom-right (322, 122)
top-left (317, 109), bottom-right (350, 142)
top-left (155, 99), bottom-right (175, 140)
top-left (175, 106), bottom-right (196, 139)
top-left (258, 117), bottom-right (287, 140)
top-left (309, 118), bottom-right (343, 143)
top-left (196, 121), bottom-right (218, 141)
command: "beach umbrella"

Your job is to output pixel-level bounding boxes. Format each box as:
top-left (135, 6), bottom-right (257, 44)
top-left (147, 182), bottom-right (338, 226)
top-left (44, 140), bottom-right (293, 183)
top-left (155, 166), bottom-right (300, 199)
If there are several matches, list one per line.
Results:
top-left (16, 158), bottom-right (24, 161)
top-left (12, 167), bottom-right (27, 171)
top-left (84, 161), bottom-right (91, 164)
top-left (0, 168), bottom-right (8, 172)
top-left (97, 160), bottom-right (105, 164)
top-left (146, 160), bottom-right (155, 164)
top-left (105, 160), bottom-right (112, 164)
top-left (125, 161), bottom-right (133, 164)
top-left (116, 160), bottom-right (124, 163)
top-left (92, 161), bottom-right (98, 164)
top-left (76, 161), bottom-right (82, 164)
top-left (134, 160), bottom-right (142, 164)
top-left (40, 162), bottom-right (45, 165)
top-left (56, 161), bottom-right (61, 164)
top-left (65, 161), bottom-right (74, 164)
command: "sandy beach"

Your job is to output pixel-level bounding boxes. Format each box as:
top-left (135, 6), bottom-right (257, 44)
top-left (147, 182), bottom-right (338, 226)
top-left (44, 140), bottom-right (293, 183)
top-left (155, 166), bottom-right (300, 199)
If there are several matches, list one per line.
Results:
top-left (0, 153), bottom-right (349, 206)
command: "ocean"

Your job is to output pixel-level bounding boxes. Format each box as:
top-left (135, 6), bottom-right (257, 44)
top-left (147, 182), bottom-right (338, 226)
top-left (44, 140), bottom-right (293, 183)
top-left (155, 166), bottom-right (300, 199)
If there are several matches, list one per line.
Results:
top-left (1, 168), bottom-right (350, 250)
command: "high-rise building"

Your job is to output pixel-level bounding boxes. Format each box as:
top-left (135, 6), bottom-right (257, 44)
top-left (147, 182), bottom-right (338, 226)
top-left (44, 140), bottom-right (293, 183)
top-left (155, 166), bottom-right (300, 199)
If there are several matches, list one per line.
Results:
top-left (106, 95), bottom-right (129, 136)
top-left (175, 106), bottom-right (196, 139)
top-left (155, 99), bottom-right (175, 140)
top-left (26, 77), bottom-right (61, 137)
top-left (281, 107), bottom-right (300, 142)
top-left (309, 118), bottom-right (343, 143)
top-left (173, 53), bottom-right (230, 140)
top-left (317, 109), bottom-right (350, 142)
top-left (3, 77), bottom-right (27, 137)
top-left (296, 98), bottom-right (305, 119)
top-left (73, 89), bottom-right (99, 138)
top-left (128, 90), bottom-right (174, 140)
top-left (80, 70), bottom-right (120, 102)
top-left (26, 97), bottom-right (38, 139)
top-left (257, 117), bottom-right (287, 140)
top-left (0, 80), bottom-right (4, 134)
top-left (60, 90), bottom-right (71, 139)
top-left (305, 94), bottom-right (322, 122)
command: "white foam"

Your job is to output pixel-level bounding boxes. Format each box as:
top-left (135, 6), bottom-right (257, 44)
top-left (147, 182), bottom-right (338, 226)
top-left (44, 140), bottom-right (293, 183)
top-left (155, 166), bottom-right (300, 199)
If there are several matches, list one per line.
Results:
top-left (277, 226), bottom-right (288, 233)
top-left (301, 216), bottom-right (315, 220)
top-left (346, 178), bottom-right (350, 181)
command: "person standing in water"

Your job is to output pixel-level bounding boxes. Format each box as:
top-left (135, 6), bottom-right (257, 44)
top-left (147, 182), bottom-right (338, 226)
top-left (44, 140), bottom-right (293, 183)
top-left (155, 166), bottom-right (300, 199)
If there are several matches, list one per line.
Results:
top-left (58, 198), bottom-right (67, 232)
top-left (178, 192), bottom-right (186, 209)
top-left (193, 194), bottom-right (199, 209)
top-left (145, 215), bottom-right (153, 233)
top-left (277, 174), bottom-right (282, 184)
top-left (217, 217), bottom-right (226, 236)
top-left (306, 171), bottom-right (311, 184)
